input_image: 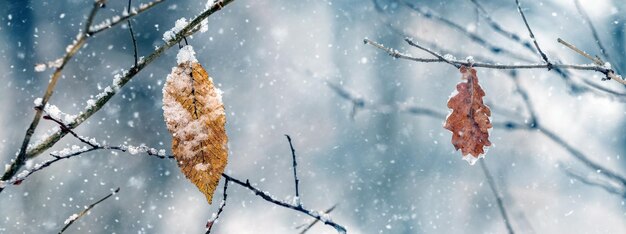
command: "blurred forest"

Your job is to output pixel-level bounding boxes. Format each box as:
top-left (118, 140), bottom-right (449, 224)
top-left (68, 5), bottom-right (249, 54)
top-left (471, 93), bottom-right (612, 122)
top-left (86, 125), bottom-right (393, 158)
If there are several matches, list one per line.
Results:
top-left (1, 0), bottom-right (626, 233)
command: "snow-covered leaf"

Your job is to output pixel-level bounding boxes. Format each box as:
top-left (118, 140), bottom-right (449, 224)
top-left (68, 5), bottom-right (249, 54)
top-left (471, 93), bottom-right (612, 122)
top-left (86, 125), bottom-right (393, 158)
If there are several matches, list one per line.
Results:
top-left (162, 46), bottom-right (228, 204)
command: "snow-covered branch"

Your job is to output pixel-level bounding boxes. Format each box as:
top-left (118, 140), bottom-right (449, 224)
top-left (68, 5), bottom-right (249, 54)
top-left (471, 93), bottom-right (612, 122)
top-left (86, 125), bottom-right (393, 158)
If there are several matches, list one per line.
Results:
top-left (205, 178), bottom-right (229, 234)
top-left (0, 0), bottom-right (238, 194)
top-left (59, 187), bottom-right (121, 233)
top-left (221, 173), bottom-right (347, 233)
top-left (2, 114), bottom-right (347, 233)
top-left (0, 0), bottom-right (167, 194)
top-left (0, 115), bottom-right (170, 188)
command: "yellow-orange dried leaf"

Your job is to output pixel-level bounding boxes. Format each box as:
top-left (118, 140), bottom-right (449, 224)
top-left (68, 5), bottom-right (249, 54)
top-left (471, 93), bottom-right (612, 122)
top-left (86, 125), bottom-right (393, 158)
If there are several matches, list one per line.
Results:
top-left (162, 60), bottom-right (227, 204)
top-left (444, 66), bottom-right (492, 164)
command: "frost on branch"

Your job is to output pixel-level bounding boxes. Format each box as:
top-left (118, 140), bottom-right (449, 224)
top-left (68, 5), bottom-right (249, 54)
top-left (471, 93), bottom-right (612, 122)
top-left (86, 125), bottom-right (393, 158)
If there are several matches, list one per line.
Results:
top-left (34, 98), bottom-right (77, 124)
top-left (162, 18), bottom-right (189, 42)
top-left (162, 46), bottom-right (228, 204)
top-left (444, 66), bottom-right (492, 165)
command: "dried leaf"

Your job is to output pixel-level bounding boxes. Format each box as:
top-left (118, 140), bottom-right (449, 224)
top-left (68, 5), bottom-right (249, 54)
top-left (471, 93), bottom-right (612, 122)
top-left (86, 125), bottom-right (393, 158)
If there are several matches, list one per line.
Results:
top-left (162, 56), bottom-right (227, 204)
top-left (444, 66), bottom-right (492, 165)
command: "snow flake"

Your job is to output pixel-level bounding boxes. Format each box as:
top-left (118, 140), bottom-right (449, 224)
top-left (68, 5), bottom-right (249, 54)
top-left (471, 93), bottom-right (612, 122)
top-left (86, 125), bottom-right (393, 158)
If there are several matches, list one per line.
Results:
top-left (34, 63), bottom-right (46, 72)
top-left (36, 99), bottom-right (77, 124)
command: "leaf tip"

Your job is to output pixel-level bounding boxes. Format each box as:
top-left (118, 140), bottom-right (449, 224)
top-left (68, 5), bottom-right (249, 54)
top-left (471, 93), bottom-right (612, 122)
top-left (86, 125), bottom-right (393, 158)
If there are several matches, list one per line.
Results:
top-left (462, 154), bottom-right (484, 165)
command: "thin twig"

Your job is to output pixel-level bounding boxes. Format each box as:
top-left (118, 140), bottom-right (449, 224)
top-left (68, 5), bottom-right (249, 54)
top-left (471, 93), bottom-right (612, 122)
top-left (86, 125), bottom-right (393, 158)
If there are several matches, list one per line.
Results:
top-left (480, 160), bottom-right (515, 234)
top-left (285, 135), bottom-right (301, 204)
top-left (401, 1), bottom-right (533, 62)
top-left (580, 79), bottom-right (626, 98)
top-left (326, 78), bottom-right (522, 129)
top-left (557, 38), bottom-right (626, 85)
top-left (514, 0), bottom-right (552, 68)
top-left (298, 204), bottom-right (338, 234)
top-left (84, 0), bottom-right (107, 36)
top-left (509, 74), bottom-right (537, 126)
top-left (537, 126), bottom-right (626, 188)
top-left (42, 115), bottom-right (98, 148)
top-left (405, 38), bottom-right (460, 68)
top-left (557, 38), bottom-right (602, 65)
top-left (127, 0), bottom-right (138, 66)
top-left (325, 82), bottom-right (364, 119)
top-left (88, 0), bottom-right (165, 35)
top-left (221, 173), bottom-right (347, 233)
top-left (469, 0), bottom-right (535, 53)
top-left (0, 115), bottom-right (172, 187)
top-left (384, 22), bottom-right (497, 65)
top-left (364, 38), bottom-right (611, 72)
top-left (59, 187), bottom-right (120, 233)
top-left (561, 165), bottom-right (624, 196)
top-left (206, 178), bottom-right (230, 234)
top-left (573, 0), bottom-right (616, 73)
top-left (468, 0), bottom-right (574, 85)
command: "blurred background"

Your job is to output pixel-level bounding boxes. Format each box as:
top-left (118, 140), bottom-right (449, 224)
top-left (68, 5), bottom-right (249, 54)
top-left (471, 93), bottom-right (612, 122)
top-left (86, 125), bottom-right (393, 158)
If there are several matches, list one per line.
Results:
top-left (1, 0), bottom-right (625, 233)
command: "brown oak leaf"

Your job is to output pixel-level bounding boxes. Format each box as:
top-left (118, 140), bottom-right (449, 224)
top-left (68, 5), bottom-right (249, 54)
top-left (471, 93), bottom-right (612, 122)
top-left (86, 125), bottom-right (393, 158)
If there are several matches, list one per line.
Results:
top-left (162, 46), bottom-right (228, 204)
top-left (444, 66), bottom-right (492, 164)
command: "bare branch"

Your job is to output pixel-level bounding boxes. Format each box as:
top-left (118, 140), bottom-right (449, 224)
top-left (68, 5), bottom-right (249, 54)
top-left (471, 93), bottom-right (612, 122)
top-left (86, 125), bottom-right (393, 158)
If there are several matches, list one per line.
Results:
top-left (84, 0), bottom-right (107, 36)
top-left (580, 79), bottom-right (626, 99)
top-left (558, 38), bottom-right (602, 65)
top-left (0, 115), bottom-right (171, 187)
top-left (221, 173), bottom-right (347, 233)
top-left (480, 160), bottom-right (515, 234)
top-left (573, 0), bottom-right (616, 73)
top-left (285, 134), bottom-right (301, 204)
top-left (400, 1), bottom-right (533, 62)
top-left (557, 38), bottom-right (626, 85)
top-left (561, 165), bottom-right (624, 196)
top-left (88, 0), bottom-right (165, 35)
top-left (509, 73), bottom-right (537, 126)
top-left (59, 187), bottom-right (120, 234)
top-left (364, 38), bottom-right (611, 73)
top-left (469, 0), bottom-right (535, 53)
top-left (405, 38), bottom-right (460, 68)
top-left (537, 126), bottom-right (626, 189)
top-left (326, 79), bottom-right (525, 130)
top-left (206, 178), bottom-right (230, 234)
top-left (391, 0), bottom-right (623, 101)
top-left (325, 81), bottom-right (365, 119)
top-left (385, 22), bottom-right (498, 65)
top-left (514, 0), bottom-right (552, 68)
top-left (298, 204), bottom-right (338, 234)
top-left (127, 0), bottom-right (138, 66)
